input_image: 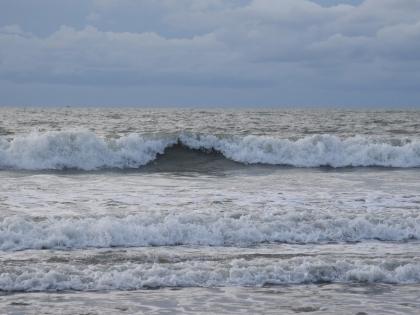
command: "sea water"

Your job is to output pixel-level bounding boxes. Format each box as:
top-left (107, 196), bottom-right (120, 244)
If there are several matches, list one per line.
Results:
top-left (0, 108), bottom-right (420, 314)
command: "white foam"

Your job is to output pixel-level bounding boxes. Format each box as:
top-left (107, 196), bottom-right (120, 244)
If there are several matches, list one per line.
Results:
top-left (0, 130), bottom-right (174, 170)
top-left (1, 257), bottom-right (419, 291)
top-left (179, 133), bottom-right (420, 167)
top-left (1, 131), bottom-right (420, 170)
top-left (0, 213), bottom-right (419, 251)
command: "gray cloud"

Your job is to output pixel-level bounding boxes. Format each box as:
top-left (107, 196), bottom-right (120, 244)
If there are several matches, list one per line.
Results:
top-left (0, 0), bottom-right (419, 106)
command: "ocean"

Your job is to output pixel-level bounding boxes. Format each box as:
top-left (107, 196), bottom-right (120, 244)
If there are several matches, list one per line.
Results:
top-left (1, 107), bottom-right (420, 314)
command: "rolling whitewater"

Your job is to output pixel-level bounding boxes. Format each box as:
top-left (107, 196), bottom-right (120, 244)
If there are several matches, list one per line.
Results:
top-left (1, 107), bottom-right (420, 314)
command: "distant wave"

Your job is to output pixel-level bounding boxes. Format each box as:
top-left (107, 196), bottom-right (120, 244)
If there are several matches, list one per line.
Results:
top-left (1, 131), bottom-right (420, 170)
top-left (1, 213), bottom-right (419, 251)
top-left (1, 257), bottom-right (420, 291)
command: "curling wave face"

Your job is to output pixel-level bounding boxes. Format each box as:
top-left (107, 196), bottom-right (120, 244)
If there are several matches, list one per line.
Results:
top-left (1, 131), bottom-right (420, 170)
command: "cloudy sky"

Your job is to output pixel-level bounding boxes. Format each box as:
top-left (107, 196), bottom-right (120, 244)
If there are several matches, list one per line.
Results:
top-left (0, 0), bottom-right (419, 107)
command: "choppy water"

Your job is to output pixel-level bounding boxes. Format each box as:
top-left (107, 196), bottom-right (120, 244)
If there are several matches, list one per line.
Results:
top-left (1, 108), bottom-right (420, 314)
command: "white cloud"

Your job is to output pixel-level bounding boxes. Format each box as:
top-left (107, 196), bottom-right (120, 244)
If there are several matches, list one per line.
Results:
top-left (0, 0), bottom-right (419, 103)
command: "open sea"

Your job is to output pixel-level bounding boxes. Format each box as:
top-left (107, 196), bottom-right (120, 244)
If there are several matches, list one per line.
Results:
top-left (1, 107), bottom-right (420, 314)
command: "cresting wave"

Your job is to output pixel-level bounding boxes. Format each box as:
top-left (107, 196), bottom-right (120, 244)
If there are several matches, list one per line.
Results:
top-left (1, 130), bottom-right (420, 170)
top-left (1, 214), bottom-right (419, 251)
top-left (1, 258), bottom-right (420, 291)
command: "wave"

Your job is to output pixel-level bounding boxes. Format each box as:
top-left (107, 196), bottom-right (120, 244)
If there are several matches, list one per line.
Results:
top-left (1, 257), bottom-right (420, 291)
top-left (1, 213), bottom-right (419, 251)
top-left (1, 131), bottom-right (420, 170)
top-left (0, 131), bottom-right (173, 170)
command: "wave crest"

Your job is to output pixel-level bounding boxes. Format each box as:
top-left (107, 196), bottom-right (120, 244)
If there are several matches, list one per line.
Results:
top-left (1, 131), bottom-right (420, 170)
top-left (0, 131), bottom-right (174, 170)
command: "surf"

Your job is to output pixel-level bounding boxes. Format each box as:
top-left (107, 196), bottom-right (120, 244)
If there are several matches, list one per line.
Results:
top-left (1, 130), bottom-right (420, 170)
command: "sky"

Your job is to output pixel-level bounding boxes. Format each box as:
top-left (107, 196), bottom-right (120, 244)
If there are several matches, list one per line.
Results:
top-left (0, 0), bottom-right (419, 107)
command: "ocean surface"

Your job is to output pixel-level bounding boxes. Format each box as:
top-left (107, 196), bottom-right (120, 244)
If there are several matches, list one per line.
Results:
top-left (1, 107), bottom-right (420, 314)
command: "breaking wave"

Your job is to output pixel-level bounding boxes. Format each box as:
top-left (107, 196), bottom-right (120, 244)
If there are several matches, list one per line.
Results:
top-left (1, 213), bottom-right (419, 251)
top-left (1, 130), bottom-right (420, 170)
top-left (1, 258), bottom-right (420, 291)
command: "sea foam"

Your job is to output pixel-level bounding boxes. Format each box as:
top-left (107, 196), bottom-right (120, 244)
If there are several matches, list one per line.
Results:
top-left (0, 131), bottom-right (174, 170)
top-left (1, 258), bottom-right (420, 291)
top-left (1, 131), bottom-right (420, 170)
top-left (1, 213), bottom-right (419, 251)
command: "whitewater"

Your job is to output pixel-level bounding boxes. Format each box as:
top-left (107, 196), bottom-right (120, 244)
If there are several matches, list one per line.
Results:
top-left (1, 131), bottom-right (420, 170)
top-left (1, 108), bottom-right (420, 314)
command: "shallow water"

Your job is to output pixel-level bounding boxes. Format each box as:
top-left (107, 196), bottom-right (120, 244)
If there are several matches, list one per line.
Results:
top-left (0, 108), bottom-right (420, 313)
top-left (2, 285), bottom-right (420, 315)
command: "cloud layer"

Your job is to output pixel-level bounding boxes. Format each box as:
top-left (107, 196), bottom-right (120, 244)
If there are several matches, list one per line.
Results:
top-left (0, 0), bottom-right (419, 106)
